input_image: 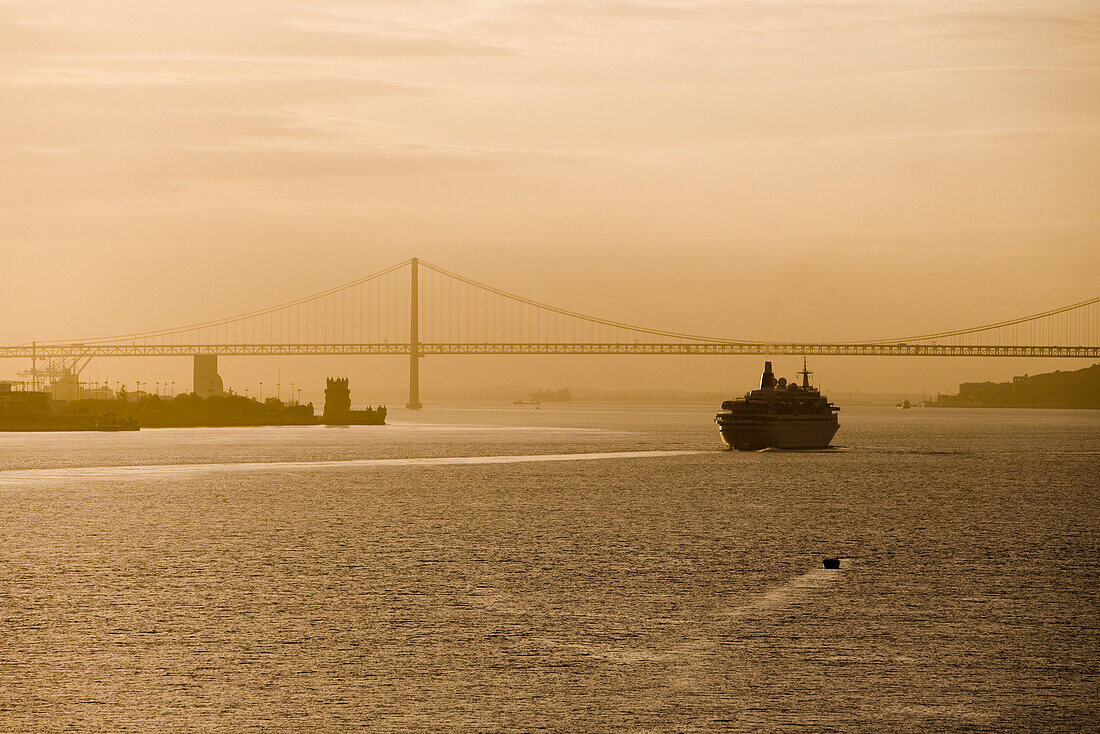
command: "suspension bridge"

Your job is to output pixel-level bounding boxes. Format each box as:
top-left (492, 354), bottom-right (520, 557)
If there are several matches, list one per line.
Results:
top-left (1, 257), bottom-right (1097, 407)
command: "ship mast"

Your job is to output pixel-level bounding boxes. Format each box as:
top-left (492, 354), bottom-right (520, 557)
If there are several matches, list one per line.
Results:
top-left (799, 357), bottom-right (812, 389)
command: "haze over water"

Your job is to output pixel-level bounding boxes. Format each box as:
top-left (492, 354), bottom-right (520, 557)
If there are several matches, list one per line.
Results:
top-left (1, 4), bottom-right (1097, 729)
top-left (3, 0), bottom-right (1098, 395)
top-left (2, 406), bottom-right (1096, 731)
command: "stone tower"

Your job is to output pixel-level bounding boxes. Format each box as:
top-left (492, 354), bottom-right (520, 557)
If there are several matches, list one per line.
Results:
top-left (323, 377), bottom-right (351, 419)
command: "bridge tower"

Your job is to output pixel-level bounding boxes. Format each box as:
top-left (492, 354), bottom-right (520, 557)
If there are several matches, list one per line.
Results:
top-left (406, 257), bottom-right (423, 409)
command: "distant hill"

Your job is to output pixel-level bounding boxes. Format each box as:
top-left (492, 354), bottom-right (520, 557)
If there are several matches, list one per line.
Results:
top-left (929, 364), bottom-right (1100, 409)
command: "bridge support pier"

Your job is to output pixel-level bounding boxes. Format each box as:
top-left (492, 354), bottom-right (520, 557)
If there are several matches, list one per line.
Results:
top-left (407, 352), bottom-right (422, 410)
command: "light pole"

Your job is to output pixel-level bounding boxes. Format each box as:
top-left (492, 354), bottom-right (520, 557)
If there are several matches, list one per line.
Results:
top-left (259, 381), bottom-right (263, 401)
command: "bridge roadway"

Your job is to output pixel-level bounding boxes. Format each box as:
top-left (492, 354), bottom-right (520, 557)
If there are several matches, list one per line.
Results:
top-left (1, 343), bottom-right (1096, 358)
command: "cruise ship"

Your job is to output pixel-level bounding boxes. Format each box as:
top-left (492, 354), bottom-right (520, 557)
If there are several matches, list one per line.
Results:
top-left (716, 360), bottom-right (839, 450)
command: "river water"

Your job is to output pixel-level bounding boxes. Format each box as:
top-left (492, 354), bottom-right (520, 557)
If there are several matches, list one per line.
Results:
top-left (0, 405), bottom-right (1096, 732)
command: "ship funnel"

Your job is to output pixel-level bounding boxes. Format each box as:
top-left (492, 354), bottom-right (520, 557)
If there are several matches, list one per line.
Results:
top-left (760, 361), bottom-right (776, 390)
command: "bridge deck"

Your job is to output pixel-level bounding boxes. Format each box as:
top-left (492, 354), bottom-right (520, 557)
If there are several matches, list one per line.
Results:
top-left (1, 343), bottom-right (1096, 358)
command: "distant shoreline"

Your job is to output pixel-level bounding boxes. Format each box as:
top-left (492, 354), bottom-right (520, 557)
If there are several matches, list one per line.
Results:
top-left (926, 363), bottom-right (1098, 410)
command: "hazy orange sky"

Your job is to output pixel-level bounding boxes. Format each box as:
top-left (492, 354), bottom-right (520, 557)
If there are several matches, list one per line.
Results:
top-left (1, 0), bottom-right (1097, 397)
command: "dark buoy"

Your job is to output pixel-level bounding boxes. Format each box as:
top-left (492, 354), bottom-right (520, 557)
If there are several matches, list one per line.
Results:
top-left (823, 557), bottom-right (840, 569)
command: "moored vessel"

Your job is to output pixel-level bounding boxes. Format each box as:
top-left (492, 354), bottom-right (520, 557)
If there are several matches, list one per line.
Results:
top-left (0, 383), bottom-right (142, 431)
top-left (716, 360), bottom-right (839, 450)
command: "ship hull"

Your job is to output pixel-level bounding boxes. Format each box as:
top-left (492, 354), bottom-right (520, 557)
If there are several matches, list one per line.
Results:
top-left (717, 415), bottom-right (838, 450)
top-left (0, 417), bottom-right (140, 432)
top-left (323, 409), bottom-right (386, 426)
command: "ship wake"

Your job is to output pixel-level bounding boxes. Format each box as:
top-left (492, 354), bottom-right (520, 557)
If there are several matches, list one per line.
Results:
top-left (0, 449), bottom-right (706, 484)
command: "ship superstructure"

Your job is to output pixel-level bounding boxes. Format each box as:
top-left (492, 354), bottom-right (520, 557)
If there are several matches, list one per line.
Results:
top-left (715, 360), bottom-right (839, 449)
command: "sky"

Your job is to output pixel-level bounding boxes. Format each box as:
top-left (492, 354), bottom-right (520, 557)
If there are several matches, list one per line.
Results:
top-left (1, 0), bottom-right (1097, 398)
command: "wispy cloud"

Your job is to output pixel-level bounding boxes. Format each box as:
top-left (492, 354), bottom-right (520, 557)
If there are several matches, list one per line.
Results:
top-left (0, 0), bottom-right (1096, 257)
